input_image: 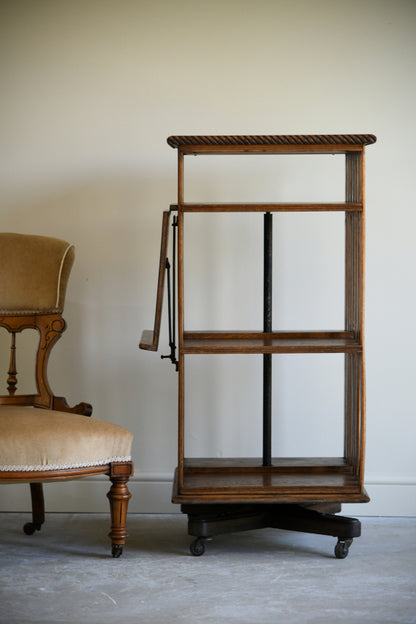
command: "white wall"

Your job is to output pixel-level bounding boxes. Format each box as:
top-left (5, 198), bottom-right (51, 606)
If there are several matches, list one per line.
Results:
top-left (1, 0), bottom-right (415, 516)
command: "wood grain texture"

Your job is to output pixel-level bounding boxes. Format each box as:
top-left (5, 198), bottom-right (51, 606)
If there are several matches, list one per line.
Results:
top-left (182, 330), bottom-right (362, 354)
top-left (175, 202), bottom-right (363, 213)
top-left (172, 469), bottom-right (370, 504)
top-left (168, 134), bottom-right (377, 148)
top-left (344, 151), bottom-right (366, 487)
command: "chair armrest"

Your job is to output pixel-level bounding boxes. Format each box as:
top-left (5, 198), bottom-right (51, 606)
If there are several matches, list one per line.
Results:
top-left (52, 396), bottom-right (93, 417)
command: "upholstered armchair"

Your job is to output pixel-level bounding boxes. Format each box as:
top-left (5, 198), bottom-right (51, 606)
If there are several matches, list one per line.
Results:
top-left (0, 233), bottom-right (133, 557)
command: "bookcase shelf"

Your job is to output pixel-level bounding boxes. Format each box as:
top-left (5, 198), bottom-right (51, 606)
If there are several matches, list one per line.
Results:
top-left (173, 202), bottom-right (363, 213)
top-left (182, 331), bottom-right (362, 354)
top-left (173, 463), bottom-right (368, 505)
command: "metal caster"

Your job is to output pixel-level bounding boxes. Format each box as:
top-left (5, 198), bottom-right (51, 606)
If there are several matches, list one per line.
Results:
top-left (23, 522), bottom-right (41, 535)
top-left (190, 537), bottom-right (206, 556)
top-left (335, 538), bottom-right (353, 559)
top-left (112, 544), bottom-right (123, 558)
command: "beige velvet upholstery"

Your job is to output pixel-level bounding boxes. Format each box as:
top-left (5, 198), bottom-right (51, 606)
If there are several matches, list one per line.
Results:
top-left (0, 407), bottom-right (132, 471)
top-left (0, 233), bottom-right (74, 313)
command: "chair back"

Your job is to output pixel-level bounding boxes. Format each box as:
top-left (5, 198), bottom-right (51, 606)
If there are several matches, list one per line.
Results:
top-left (0, 233), bottom-right (75, 409)
top-left (0, 233), bottom-right (74, 314)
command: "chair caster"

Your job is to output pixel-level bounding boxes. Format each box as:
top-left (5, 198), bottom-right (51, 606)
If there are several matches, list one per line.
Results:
top-left (112, 544), bottom-right (123, 558)
top-left (23, 522), bottom-right (42, 535)
top-left (190, 537), bottom-right (206, 556)
top-left (334, 538), bottom-right (353, 559)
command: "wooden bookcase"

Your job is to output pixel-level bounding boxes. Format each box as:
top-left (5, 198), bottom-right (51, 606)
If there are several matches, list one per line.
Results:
top-left (140, 134), bottom-right (376, 557)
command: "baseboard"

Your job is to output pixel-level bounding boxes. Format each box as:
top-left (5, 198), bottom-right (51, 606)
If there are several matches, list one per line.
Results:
top-left (1, 474), bottom-right (415, 516)
top-left (0, 473), bottom-right (177, 514)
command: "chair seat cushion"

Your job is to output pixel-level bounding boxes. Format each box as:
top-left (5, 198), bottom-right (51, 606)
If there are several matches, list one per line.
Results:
top-left (0, 407), bottom-right (133, 472)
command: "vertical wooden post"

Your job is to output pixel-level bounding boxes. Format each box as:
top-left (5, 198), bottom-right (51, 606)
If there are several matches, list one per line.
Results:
top-left (358, 149), bottom-right (366, 487)
top-left (177, 149), bottom-right (185, 489)
top-left (344, 150), bottom-right (365, 483)
top-left (7, 332), bottom-right (17, 395)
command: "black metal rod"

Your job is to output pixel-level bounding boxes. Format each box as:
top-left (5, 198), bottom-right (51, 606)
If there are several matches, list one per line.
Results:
top-left (172, 216), bottom-right (177, 359)
top-left (263, 212), bottom-right (273, 467)
top-left (161, 214), bottom-right (179, 369)
top-left (264, 213), bottom-right (273, 334)
top-left (161, 258), bottom-right (176, 365)
top-left (166, 258), bottom-right (173, 347)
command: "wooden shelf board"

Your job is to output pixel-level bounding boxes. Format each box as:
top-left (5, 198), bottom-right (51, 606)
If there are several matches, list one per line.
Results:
top-left (178, 145), bottom-right (364, 155)
top-left (177, 458), bottom-right (362, 496)
top-left (172, 468), bottom-right (369, 504)
top-left (182, 473), bottom-right (358, 490)
top-left (182, 331), bottom-right (362, 354)
top-left (183, 457), bottom-right (351, 473)
top-left (175, 202), bottom-right (362, 213)
top-left (167, 134), bottom-right (376, 155)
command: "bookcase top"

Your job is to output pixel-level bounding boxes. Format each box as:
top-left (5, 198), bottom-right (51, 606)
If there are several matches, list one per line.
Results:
top-left (167, 134), bottom-right (377, 150)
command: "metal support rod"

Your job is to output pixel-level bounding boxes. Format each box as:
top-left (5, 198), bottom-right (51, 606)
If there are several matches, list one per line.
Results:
top-left (165, 258), bottom-right (173, 347)
top-left (161, 215), bottom-right (179, 370)
top-left (172, 216), bottom-right (178, 361)
top-left (263, 212), bottom-right (273, 466)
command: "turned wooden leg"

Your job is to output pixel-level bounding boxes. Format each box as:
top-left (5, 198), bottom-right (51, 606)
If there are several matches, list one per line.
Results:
top-left (24, 483), bottom-right (45, 535)
top-left (107, 462), bottom-right (133, 557)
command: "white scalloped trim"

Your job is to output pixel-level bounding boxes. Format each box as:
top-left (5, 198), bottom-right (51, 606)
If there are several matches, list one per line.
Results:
top-left (0, 456), bottom-right (131, 472)
top-left (0, 309), bottom-right (59, 315)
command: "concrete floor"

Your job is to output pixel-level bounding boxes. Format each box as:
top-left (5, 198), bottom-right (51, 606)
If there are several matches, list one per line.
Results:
top-left (0, 514), bottom-right (415, 624)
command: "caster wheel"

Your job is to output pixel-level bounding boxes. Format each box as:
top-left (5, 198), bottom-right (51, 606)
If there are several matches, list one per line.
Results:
top-left (190, 538), bottom-right (206, 556)
top-left (23, 522), bottom-right (41, 535)
top-left (112, 544), bottom-right (123, 558)
top-left (335, 538), bottom-right (353, 559)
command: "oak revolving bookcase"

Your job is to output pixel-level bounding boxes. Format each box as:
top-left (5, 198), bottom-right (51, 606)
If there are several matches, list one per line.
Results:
top-left (140, 134), bottom-right (376, 558)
